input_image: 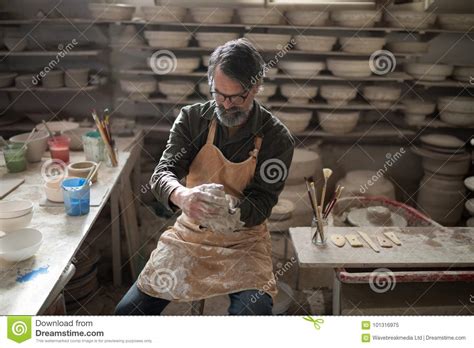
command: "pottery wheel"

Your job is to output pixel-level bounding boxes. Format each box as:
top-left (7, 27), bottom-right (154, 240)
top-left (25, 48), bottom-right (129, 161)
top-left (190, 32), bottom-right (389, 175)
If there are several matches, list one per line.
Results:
top-left (347, 206), bottom-right (408, 227)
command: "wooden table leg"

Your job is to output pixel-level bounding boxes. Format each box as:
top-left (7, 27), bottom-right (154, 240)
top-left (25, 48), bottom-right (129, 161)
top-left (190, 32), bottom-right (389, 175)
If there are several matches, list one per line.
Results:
top-left (111, 185), bottom-right (122, 286)
top-left (332, 269), bottom-right (341, 315)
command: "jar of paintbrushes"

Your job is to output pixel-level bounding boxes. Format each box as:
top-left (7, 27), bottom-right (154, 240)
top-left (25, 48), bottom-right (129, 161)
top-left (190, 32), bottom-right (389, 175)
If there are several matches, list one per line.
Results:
top-left (305, 168), bottom-right (344, 246)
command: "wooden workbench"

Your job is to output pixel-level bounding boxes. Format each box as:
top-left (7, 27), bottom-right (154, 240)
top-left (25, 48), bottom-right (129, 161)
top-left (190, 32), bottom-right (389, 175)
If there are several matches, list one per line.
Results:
top-left (0, 131), bottom-right (143, 315)
top-left (290, 226), bottom-right (474, 315)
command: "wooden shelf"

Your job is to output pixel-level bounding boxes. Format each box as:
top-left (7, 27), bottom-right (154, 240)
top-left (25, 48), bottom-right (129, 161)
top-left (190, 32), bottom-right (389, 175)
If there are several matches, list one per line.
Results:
top-left (118, 20), bottom-right (471, 35)
top-left (0, 49), bottom-right (102, 57)
top-left (118, 69), bottom-right (412, 82)
top-left (0, 85), bottom-right (99, 92)
top-left (412, 79), bottom-right (474, 89)
top-left (0, 18), bottom-right (112, 25)
top-left (110, 45), bottom-right (421, 59)
top-left (118, 96), bottom-right (405, 111)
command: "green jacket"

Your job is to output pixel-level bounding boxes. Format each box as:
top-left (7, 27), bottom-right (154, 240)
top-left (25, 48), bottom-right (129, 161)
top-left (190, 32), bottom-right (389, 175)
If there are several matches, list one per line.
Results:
top-left (151, 100), bottom-right (295, 227)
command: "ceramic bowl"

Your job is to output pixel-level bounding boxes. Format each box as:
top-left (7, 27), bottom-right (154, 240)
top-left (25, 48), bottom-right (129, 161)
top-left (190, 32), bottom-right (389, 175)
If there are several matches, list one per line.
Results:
top-left (15, 74), bottom-right (36, 89)
top-left (120, 77), bottom-right (157, 95)
top-left (327, 58), bottom-right (372, 78)
top-left (88, 3), bottom-right (136, 21)
top-left (4, 36), bottom-right (27, 51)
top-left (141, 6), bottom-right (186, 23)
top-left (275, 110), bottom-right (313, 133)
top-left (0, 228), bottom-right (43, 262)
top-left (438, 96), bottom-right (474, 113)
top-left (280, 83), bottom-right (318, 101)
top-left (158, 80), bottom-right (195, 101)
top-left (385, 11), bottom-right (436, 29)
top-left (147, 56), bottom-right (200, 74)
top-left (238, 7), bottom-right (282, 25)
top-left (0, 200), bottom-right (33, 219)
top-left (9, 130), bottom-right (49, 162)
top-left (294, 35), bottom-right (336, 52)
top-left (404, 63), bottom-right (453, 81)
top-left (339, 37), bottom-right (386, 54)
top-left (42, 70), bottom-right (64, 88)
top-left (452, 66), bottom-right (474, 82)
top-left (465, 176), bottom-right (474, 192)
top-left (402, 99), bottom-right (436, 115)
top-left (437, 14), bottom-right (474, 31)
top-left (286, 10), bottom-right (329, 26)
top-left (0, 211), bottom-right (33, 232)
top-left (244, 33), bottom-right (291, 51)
top-left (0, 72), bottom-right (18, 88)
top-left (320, 85), bottom-right (358, 106)
top-left (195, 32), bottom-right (240, 49)
top-left (386, 41), bottom-right (429, 54)
top-left (44, 180), bottom-right (63, 203)
top-left (287, 148), bottom-right (322, 185)
top-left (362, 85), bottom-right (401, 108)
top-left (439, 111), bottom-right (474, 127)
top-left (67, 161), bottom-right (98, 183)
top-left (318, 111), bottom-right (360, 134)
top-left (258, 83), bottom-right (277, 98)
top-left (191, 8), bottom-right (234, 24)
top-left (331, 10), bottom-right (381, 28)
top-left (64, 68), bottom-right (89, 88)
top-left (278, 60), bottom-right (325, 77)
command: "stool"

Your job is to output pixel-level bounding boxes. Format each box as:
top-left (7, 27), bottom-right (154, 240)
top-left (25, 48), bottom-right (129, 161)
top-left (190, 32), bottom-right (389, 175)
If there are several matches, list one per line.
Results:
top-left (190, 300), bottom-right (205, 315)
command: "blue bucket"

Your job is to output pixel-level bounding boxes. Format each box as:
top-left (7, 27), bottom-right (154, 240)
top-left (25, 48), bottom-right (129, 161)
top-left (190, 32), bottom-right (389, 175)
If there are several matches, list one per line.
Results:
top-left (61, 177), bottom-right (91, 216)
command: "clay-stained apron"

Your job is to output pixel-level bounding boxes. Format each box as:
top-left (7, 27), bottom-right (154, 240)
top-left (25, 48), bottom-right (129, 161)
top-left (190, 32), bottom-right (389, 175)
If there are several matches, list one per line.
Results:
top-left (137, 117), bottom-right (277, 301)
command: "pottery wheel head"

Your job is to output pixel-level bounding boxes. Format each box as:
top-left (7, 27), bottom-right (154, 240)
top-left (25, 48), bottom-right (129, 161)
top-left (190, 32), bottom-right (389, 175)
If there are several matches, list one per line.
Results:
top-left (367, 206), bottom-right (392, 224)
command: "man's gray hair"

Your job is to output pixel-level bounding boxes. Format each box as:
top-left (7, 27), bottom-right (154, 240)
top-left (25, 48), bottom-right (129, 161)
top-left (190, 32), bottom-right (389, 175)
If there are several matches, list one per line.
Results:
top-left (207, 38), bottom-right (265, 91)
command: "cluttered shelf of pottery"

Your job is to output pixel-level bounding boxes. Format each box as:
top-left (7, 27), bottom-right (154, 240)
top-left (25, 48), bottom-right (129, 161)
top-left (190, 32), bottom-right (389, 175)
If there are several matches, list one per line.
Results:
top-left (412, 79), bottom-right (474, 89)
top-left (0, 86), bottom-right (99, 92)
top-left (118, 20), bottom-right (469, 34)
top-left (389, 113), bottom-right (474, 131)
top-left (295, 124), bottom-right (416, 140)
top-left (110, 45), bottom-right (420, 58)
top-left (0, 49), bottom-right (103, 56)
top-left (118, 69), bottom-right (412, 82)
top-left (289, 226), bottom-right (474, 268)
top-left (0, 18), bottom-right (112, 25)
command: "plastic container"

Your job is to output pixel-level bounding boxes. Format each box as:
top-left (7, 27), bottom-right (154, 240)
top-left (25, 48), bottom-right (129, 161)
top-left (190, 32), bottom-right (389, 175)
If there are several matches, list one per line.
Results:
top-left (82, 131), bottom-right (105, 162)
top-left (48, 135), bottom-right (71, 163)
top-left (62, 177), bottom-right (91, 216)
top-left (3, 143), bottom-right (27, 173)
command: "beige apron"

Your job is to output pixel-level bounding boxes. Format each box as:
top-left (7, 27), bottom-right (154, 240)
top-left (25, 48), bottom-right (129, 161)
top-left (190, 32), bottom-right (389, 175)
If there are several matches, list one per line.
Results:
top-left (137, 117), bottom-right (277, 301)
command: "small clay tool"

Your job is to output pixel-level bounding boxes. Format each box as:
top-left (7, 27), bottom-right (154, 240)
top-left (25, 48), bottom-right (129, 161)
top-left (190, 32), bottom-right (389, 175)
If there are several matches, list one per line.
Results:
top-left (331, 234), bottom-right (346, 247)
top-left (346, 234), bottom-right (363, 247)
top-left (357, 231), bottom-right (380, 253)
top-left (377, 235), bottom-right (393, 248)
top-left (384, 231), bottom-right (402, 246)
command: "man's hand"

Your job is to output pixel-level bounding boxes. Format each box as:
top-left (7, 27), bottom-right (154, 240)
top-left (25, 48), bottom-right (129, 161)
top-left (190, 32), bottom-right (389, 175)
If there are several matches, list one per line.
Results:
top-left (170, 184), bottom-right (228, 223)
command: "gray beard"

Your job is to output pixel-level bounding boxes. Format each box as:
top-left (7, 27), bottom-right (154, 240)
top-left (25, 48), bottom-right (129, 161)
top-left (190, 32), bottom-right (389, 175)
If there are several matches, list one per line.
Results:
top-left (215, 105), bottom-right (250, 127)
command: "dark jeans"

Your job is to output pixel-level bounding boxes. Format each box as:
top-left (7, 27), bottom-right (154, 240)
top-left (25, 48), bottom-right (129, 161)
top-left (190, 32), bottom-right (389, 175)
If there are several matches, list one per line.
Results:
top-left (115, 282), bottom-right (273, 315)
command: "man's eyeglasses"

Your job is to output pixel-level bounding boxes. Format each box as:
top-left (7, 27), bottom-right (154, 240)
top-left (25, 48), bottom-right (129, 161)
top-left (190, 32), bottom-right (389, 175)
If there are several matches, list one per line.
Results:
top-left (210, 89), bottom-right (250, 106)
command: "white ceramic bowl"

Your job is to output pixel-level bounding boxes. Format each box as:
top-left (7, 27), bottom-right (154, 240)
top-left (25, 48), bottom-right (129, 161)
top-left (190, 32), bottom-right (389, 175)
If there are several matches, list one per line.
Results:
top-left (386, 41), bottom-right (429, 54)
top-left (286, 10), bottom-right (329, 26)
top-left (191, 7), bottom-right (234, 24)
top-left (238, 7), bottom-right (282, 25)
top-left (44, 181), bottom-right (63, 203)
top-left (244, 33), bottom-right (291, 51)
top-left (439, 111), bottom-right (474, 126)
top-left (67, 161), bottom-right (98, 182)
top-left (158, 80), bottom-right (195, 100)
top-left (331, 10), bottom-right (381, 28)
top-left (318, 111), bottom-right (360, 134)
top-left (275, 110), bottom-right (313, 133)
top-left (287, 148), bottom-right (321, 185)
top-left (151, 56), bottom-right (200, 74)
top-left (15, 74), bottom-right (35, 89)
top-left (0, 228), bottom-right (43, 262)
top-left (320, 85), bottom-right (358, 105)
top-left (42, 70), bottom-right (64, 88)
top-left (195, 32), bottom-right (239, 49)
top-left (278, 60), bottom-right (325, 77)
top-left (362, 85), bottom-right (401, 108)
top-left (63, 127), bottom-right (95, 151)
top-left (404, 62), bottom-right (453, 81)
top-left (438, 96), bottom-right (474, 113)
top-left (9, 131), bottom-right (49, 162)
top-left (339, 37), bottom-right (386, 54)
top-left (294, 35), bottom-right (336, 52)
top-left (36, 121), bottom-right (79, 134)
top-left (120, 77), bottom-right (157, 95)
top-left (438, 14), bottom-right (474, 31)
top-left (0, 211), bottom-right (33, 232)
top-left (198, 81), bottom-right (211, 97)
top-left (280, 83), bottom-right (318, 101)
top-left (402, 99), bottom-right (436, 115)
top-left (0, 200), bottom-right (33, 219)
top-left (258, 83), bottom-right (277, 98)
top-left (385, 11), bottom-right (436, 29)
top-left (327, 58), bottom-right (372, 77)
top-left (141, 6), bottom-right (186, 23)
top-left (88, 3), bottom-right (136, 21)
top-left (453, 66), bottom-right (474, 82)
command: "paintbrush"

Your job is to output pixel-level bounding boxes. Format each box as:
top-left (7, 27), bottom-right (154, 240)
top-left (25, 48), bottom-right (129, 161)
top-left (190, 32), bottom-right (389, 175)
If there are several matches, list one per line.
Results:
top-left (320, 168), bottom-right (332, 212)
top-left (92, 110), bottom-right (117, 166)
top-left (304, 177), bottom-right (318, 219)
top-left (323, 184), bottom-right (340, 217)
top-left (323, 186), bottom-right (344, 219)
top-left (309, 178), bottom-right (325, 242)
